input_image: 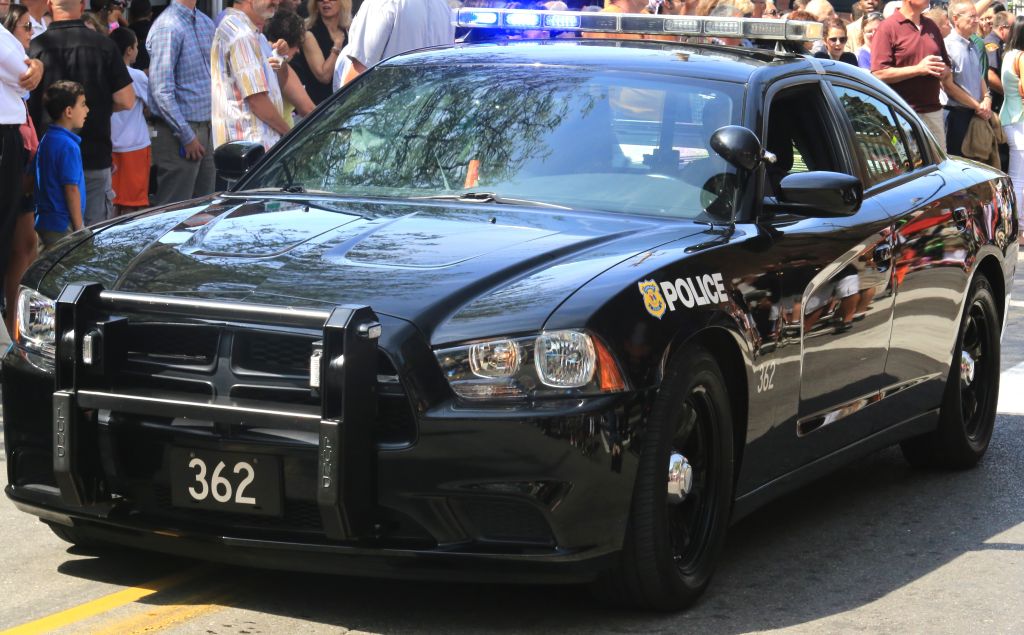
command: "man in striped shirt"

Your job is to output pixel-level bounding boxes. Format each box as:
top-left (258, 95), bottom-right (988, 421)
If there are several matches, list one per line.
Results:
top-left (147, 0), bottom-right (216, 205)
top-left (211, 0), bottom-right (289, 150)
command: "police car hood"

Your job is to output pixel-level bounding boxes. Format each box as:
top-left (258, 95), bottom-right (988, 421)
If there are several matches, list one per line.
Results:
top-left (40, 196), bottom-right (706, 344)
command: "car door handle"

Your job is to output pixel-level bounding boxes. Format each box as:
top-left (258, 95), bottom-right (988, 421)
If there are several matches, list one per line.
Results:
top-left (873, 243), bottom-right (891, 271)
top-left (952, 207), bottom-right (969, 232)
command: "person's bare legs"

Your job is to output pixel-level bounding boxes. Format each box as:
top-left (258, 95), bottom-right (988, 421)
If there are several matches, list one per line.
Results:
top-left (5, 212), bottom-right (38, 335)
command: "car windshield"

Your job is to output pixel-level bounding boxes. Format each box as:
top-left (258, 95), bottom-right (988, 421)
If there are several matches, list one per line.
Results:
top-left (241, 63), bottom-right (746, 220)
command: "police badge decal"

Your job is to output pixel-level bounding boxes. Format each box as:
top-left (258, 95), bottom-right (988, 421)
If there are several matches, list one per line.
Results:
top-left (638, 279), bottom-right (667, 319)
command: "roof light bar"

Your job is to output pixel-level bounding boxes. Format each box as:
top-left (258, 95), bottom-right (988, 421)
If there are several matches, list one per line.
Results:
top-left (454, 8), bottom-right (824, 42)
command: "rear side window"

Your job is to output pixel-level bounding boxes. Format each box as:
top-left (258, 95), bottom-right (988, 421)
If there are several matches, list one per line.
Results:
top-left (831, 85), bottom-right (914, 186)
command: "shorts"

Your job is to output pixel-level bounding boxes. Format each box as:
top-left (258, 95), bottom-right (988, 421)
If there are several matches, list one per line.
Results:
top-left (112, 147), bottom-right (152, 207)
top-left (37, 228), bottom-right (70, 251)
top-left (835, 273), bottom-right (860, 298)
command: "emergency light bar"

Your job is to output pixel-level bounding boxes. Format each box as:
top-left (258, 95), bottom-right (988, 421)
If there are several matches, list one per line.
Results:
top-left (455, 8), bottom-right (824, 42)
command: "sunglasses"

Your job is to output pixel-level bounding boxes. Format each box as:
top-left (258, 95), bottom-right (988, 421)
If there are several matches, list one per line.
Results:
top-left (828, 36), bottom-right (848, 43)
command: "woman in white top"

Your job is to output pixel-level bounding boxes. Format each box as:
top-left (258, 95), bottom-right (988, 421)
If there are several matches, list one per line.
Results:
top-left (999, 16), bottom-right (1024, 239)
top-left (856, 13), bottom-right (883, 70)
top-left (1, 6), bottom-right (43, 335)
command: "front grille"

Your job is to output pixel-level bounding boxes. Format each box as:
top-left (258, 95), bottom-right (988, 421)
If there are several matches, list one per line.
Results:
top-left (230, 385), bottom-right (318, 405)
top-left (126, 373), bottom-right (214, 396)
top-left (93, 318), bottom-right (417, 444)
top-left (234, 331), bottom-right (314, 376)
top-left (124, 323), bottom-right (219, 366)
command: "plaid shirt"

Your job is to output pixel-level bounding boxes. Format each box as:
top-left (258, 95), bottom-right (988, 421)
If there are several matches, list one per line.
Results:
top-left (146, 0), bottom-right (214, 146)
top-left (211, 9), bottom-right (282, 149)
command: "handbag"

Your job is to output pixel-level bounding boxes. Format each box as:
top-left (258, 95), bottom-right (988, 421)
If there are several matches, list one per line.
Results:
top-left (19, 101), bottom-right (38, 161)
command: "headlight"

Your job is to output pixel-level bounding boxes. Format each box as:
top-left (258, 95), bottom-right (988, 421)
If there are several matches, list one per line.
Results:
top-left (15, 287), bottom-right (56, 358)
top-left (435, 329), bottom-right (626, 401)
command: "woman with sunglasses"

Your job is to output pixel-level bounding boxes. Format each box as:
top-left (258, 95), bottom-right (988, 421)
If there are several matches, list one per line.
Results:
top-left (814, 17), bottom-right (859, 65)
top-left (290, 0), bottom-right (352, 106)
top-left (999, 15), bottom-right (1024, 240)
top-left (3, 5), bottom-right (31, 50)
top-left (856, 12), bottom-right (883, 69)
top-left (845, 0), bottom-right (879, 50)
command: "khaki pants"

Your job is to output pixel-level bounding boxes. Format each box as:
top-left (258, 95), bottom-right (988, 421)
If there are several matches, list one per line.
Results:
top-left (919, 109), bottom-right (947, 153)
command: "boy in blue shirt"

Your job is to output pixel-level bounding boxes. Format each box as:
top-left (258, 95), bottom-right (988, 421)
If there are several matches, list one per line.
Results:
top-left (33, 80), bottom-right (89, 248)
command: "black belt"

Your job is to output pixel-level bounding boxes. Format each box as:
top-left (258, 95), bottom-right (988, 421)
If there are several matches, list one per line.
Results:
top-left (0, 123), bottom-right (20, 130)
top-left (943, 105), bottom-right (974, 111)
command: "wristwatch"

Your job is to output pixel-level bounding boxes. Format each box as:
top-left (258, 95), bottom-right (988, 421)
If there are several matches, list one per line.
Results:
top-left (330, 46), bottom-right (342, 55)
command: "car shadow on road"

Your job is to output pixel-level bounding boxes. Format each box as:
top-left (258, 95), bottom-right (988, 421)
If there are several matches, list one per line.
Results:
top-left (49, 415), bottom-right (1024, 634)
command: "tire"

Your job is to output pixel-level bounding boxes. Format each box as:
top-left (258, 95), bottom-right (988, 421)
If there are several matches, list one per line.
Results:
top-left (900, 276), bottom-right (1000, 469)
top-left (594, 346), bottom-right (734, 611)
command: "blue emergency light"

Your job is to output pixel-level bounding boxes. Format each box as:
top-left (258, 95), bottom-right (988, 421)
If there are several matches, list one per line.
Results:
top-left (453, 8), bottom-right (824, 42)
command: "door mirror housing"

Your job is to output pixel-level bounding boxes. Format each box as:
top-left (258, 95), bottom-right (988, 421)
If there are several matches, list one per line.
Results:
top-left (214, 141), bottom-right (266, 185)
top-left (710, 125), bottom-right (766, 171)
top-left (766, 171), bottom-right (863, 217)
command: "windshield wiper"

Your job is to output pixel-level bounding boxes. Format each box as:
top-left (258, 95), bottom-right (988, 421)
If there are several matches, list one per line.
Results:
top-left (229, 186), bottom-right (346, 196)
top-left (411, 192), bottom-right (570, 210)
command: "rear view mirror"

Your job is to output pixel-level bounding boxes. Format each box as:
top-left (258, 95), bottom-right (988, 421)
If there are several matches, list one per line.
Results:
top-left (214, 141), bottom-right (266, 185)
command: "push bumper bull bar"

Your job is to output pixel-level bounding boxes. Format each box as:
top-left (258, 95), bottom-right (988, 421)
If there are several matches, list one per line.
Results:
top-left (50, 282), bottom-right (383, 541)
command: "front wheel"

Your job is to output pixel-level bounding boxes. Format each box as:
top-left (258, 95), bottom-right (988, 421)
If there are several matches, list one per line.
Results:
top-left (901, 276), bottom-right (1000, 468)
top-left (595, 346), bottom-right (734, 611)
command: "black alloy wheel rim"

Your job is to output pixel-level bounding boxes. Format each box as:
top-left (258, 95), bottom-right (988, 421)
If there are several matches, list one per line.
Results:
top-left (668, 384), bottom-right (716, 574)
top-left (960, 299), bottom-right (992, 440)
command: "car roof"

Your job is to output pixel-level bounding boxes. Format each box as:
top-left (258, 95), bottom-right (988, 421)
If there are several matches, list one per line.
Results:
top-left (381, 39), bottom-right (823, 85)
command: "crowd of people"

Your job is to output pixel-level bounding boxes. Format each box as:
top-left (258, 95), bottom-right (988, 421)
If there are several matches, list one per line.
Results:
top-left (2, 0), bottom-right (1024, 330)
top-left (0, 0), bottom-right (454, 332)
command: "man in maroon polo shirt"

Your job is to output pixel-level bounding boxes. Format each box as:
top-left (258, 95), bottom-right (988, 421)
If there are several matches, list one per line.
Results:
top-left (871, 0), bottom-right (982, 152)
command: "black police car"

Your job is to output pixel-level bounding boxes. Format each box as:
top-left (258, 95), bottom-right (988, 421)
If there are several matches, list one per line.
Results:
top-left (4, 10), bottom-right (1017, 610)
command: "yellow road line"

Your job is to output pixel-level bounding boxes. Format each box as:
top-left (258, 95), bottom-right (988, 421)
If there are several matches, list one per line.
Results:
top-left (0, 566), bottom-right (215, 635)
top-left (86, 590), bottom-right (232, 635)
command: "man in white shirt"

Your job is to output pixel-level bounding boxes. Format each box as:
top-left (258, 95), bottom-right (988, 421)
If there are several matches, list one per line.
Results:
top-left (943, 0), bottom-right (992, 156)
top-left (23, 0), bottom-right (50, 38)
top-left (211, 0), bottom-right (289, 149)
top-left (333, 0), bottom-right (454, 90)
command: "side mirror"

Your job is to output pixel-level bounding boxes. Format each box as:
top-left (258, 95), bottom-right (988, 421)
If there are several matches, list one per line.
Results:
top-left (772, 171), bottom-right (863, 217)
top-left (710, 125), bottom-right (765, 171)
top-left (213, 141), bottom-right (266, 184)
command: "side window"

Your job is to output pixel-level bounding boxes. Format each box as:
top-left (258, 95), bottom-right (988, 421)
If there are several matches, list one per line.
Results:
top-left (894, 110), bottom-right (925, 169)
top-left (763, 82), bottom-right (841, 195)
top-left (831, 85), bottom-right (914, 186)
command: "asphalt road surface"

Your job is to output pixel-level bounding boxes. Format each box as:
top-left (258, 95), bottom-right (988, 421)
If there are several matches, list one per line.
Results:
top-left (2, 263), bottom-right (1024, 634)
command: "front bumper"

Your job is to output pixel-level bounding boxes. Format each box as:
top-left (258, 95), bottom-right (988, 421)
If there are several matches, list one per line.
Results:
top-left (4, 286), bottom-right (645, 583)
top-left (6, 485), bottom-right (616, 584)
